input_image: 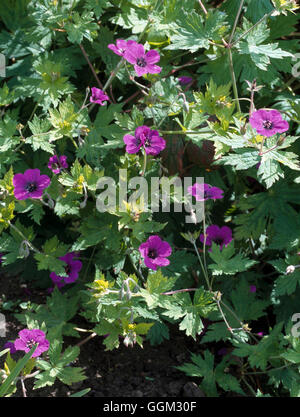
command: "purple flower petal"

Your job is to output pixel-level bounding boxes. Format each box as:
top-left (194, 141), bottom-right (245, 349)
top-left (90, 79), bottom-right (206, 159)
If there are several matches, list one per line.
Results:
top-left (178, 76), bottom-right (193, 85)
top-left (188, 183), bottom-right (223, 202)
top-left (124, 126), bottom-right (165, 156)
top-left (50, 252), bottom-right (82, 286)
top-left (4, 341), bottom-right (17, 354)
top-left (145, 50), bottom-right (160, 64)
top-left (200, 224), bottom-right (233, 251)
top-left (48, 155), bottom-right (68, 174)
top-left (90, 87), bottom-right (109, 105)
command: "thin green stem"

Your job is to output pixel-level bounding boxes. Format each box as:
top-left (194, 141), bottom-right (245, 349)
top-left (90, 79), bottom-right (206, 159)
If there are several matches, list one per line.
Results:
top-left (79, 44), bottom-right (103, 90)
top-left (227, 48), bottom-right (241, 113)
top-left (158, 129), bottom-right (211, 135)
top-left (220, 299), bottom-right (259, 343)
top-left (9, 221), bottom-right (41, 254)
top-left (259, 137), bottom-right (266, 155)
top-left (83, 247), bottom-right (96, 281)
top-left (128, 253), bottom-right (145, 282)
top-left (20, 377), bottom-right (27, 397)
top-left (244, 362), bottom-right (297, 376)
top-left (229, 0), bottom-right (245, 45)
top-left (141, 150), bottom-right (147, 176)
top-left (242, 377), bottom-right (257, 397)
top-left (162, 288), bottom-right (198, 296)
top-left (215, 299), bottom-right (235, 336)
top-left (192, 239), bottom-right (211, 291)
top-left (198, 0), bottom-right (208, 14)
top-left (102, 58), bottom-right (125, 93)
top-left (230, 11), bottom-right (274, 48)
top-left (75, 332), bottom-right (97, 348)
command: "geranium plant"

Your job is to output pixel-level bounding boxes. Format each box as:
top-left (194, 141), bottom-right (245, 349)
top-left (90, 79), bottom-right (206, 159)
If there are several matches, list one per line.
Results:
top-left (0, 0), bottom-right (300, 398)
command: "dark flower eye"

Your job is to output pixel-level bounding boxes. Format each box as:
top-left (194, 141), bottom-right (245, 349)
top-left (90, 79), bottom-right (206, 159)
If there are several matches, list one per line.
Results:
top-left (25, 182), bottom-right (37, 192)
top-left (136, 57), bottom-right (147, 67)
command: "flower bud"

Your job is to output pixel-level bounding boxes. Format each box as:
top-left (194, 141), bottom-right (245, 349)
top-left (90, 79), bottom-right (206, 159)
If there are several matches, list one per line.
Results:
top-left (286, 265), bottom-right (295, 274)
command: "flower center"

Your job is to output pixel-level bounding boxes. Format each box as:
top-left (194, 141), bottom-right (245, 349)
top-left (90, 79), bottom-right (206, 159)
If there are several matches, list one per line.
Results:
top-left (213, 238), bottom-right (224, 245)
top-left (65, 264), bottom-right (71, 275)
top-left (136, 57), bottom-right (146, 67)
top-left (26, 339), bottom-right (37, 349)
top-left (144, 136), bottom-right (151, 147)
top-left (263, 120), bottom-right (273, 129)
top-left (148, 249), bottom-right (157, 259)
top-left (25, 182), bottom-right (37, 192)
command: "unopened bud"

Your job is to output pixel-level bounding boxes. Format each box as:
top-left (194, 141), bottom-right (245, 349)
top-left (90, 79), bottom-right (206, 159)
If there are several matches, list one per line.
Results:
top-left (242, 323), bottom-right (251, 332)
top-left (286, 265), bottom-right (295, 274)
top-left (19, 240), bottom-right (30, 258)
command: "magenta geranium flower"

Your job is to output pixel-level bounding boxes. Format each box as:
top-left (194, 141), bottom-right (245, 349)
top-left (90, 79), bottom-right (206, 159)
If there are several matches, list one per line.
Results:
top-left (13, 169), bottom-right (51, 201)
top-left (124, 126), bottom-right (166, 156)
top-left (123, 128), bottom-right (145, 154)
top-left (3, 341), bottom-right (17, 355)
top-left (90, 87), bottom-right (109, 105)
top-left (48, 155), bottom-right (68, 174)
top-left (249, 109), bottom-right (289, 137)
top-left (187, 183), bottom-right (224, 202)
top-left (108, 39), bottom-right (138, 57)
top-left (200, 225), bottom-right (232, 251)
top-left (250, 285), bottom-right (257, 293)
top-left (50, 252), bottom-right (82, 287)
top-left (178, 76), bottom-right (193, 85)
top-left (139, 235), bottom-right (172, 271)
top-left (14, 329), bottom-right (49, 358)
top-left (124, 43), bottom-right (161, 77)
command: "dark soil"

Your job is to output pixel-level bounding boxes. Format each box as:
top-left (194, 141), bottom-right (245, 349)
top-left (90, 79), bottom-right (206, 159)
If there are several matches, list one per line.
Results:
top-left (0, 270), bottom-right (238, 398)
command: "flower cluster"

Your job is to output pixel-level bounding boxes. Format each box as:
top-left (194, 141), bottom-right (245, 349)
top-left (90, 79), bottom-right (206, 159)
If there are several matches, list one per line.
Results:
top-left (108, 39), bottom-right (161, 77)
